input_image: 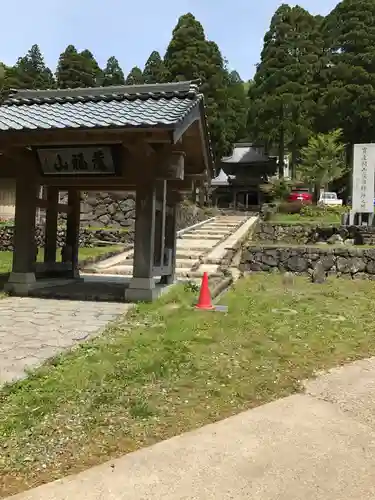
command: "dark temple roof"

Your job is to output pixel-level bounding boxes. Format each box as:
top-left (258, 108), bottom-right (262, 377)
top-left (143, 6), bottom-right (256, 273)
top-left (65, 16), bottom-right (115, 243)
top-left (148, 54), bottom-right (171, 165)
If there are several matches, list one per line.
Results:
top-left (221, 143), bottom-right (273, 164)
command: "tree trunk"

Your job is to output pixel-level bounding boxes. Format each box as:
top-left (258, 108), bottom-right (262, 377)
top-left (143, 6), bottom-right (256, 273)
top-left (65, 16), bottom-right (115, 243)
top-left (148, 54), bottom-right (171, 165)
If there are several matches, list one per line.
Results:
top-left (278, 106), bottom-right (285, 178)
top-left (314, 183), bottom-right (321, 204)
top-left (290, 144), bottom-right (298, 180)
top-left (278, 137), bottom-right (285, 178)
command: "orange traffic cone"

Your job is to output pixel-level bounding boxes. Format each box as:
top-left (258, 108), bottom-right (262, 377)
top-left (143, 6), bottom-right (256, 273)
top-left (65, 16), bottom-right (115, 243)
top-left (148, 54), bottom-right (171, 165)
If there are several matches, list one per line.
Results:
top-left (195, 272), bottom-right (214, 310)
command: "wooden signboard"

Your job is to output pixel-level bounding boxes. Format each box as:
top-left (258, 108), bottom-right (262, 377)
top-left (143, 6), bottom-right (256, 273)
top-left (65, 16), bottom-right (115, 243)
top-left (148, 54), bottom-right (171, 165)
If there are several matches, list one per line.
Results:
top-left (37, 146), bottom-right (116, 175)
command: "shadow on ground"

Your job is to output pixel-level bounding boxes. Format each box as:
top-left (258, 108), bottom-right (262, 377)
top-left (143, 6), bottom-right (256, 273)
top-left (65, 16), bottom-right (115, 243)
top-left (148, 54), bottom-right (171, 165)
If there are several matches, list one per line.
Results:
top-left (0, 273), bottom-right (8, 292)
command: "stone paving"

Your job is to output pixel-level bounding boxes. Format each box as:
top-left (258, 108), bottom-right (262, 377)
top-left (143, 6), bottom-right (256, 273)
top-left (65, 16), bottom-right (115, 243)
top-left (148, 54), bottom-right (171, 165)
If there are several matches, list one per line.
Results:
top-left (0, 297), bottom-right (132, 385)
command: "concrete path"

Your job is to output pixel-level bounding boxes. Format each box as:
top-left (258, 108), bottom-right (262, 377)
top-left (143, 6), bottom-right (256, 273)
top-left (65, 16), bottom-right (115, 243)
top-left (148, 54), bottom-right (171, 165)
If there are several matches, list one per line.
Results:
top-left (8, 357), bottom-right (375, 500)
top-left (0, 297), bottom-right (131, 385)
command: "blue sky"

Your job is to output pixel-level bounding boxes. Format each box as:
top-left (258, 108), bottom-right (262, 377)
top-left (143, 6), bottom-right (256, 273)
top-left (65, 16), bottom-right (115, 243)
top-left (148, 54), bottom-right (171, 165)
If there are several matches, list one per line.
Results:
top-left (1, 0), bottom-right (338, 81)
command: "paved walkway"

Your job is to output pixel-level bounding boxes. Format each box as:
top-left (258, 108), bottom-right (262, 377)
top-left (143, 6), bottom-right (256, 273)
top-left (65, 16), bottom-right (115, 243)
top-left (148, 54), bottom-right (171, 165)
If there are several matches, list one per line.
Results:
top-left (0, 297), bottom-right (131, 385)
top-left (8, 357), bottom-right (375, 500)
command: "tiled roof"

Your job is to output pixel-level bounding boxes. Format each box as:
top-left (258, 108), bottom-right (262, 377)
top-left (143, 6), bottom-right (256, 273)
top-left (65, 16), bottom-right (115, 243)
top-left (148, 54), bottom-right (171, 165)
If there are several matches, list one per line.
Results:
top-left (211, 168), bottom-right (235, 186)
top-left (222, 143), bottom-right (273, 164)
top-left (0, 81), bottom-right (202, 132)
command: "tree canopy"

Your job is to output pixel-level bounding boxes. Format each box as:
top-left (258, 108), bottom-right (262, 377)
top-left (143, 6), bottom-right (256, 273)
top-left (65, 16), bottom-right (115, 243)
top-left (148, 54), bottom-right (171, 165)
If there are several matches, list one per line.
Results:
top-left (125, 66), bottom-right (144, 85)
top-left (164, 13), bottom-right (246, 159)
top-left (6, 44), bottom-right (55, 90)
top-left (102, 56), bottom-right (125, 86)
top-left (318, 0), bottom-right (375, 146)
top-left (143, 51), bottom-right (167, 84)
top-left (0, 12), bottom-right (250, 162)
top-left (4, 2), bottom-right (370, 172)
top-left (56, 45), bottom-right (101, 88)
top-left (298, 129), bottom-right (347, 197)
top-left (248, 5), bottom-right (324, 176)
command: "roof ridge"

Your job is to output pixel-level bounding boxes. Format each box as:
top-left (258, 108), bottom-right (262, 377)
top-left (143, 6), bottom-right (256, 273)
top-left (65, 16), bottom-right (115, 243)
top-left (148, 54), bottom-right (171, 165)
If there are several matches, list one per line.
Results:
top-left (8, 80), bottom-right (201, 101)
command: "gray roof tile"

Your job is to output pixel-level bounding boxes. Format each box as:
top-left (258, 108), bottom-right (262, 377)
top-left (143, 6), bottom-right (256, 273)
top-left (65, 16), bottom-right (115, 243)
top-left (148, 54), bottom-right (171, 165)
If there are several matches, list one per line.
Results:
top-left (0, 81), bottom-right (202, 132)
top-left (221, 143), bottom-right (272, 164)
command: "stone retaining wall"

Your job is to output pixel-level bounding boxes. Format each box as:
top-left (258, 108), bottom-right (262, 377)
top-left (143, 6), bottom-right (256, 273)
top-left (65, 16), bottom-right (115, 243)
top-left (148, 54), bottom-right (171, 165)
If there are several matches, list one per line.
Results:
top-left (60, 192), bottom-right (212, 229)
top-left (255, 222), bottom-right (375, 245)
top-left (0, 226), bottom-right (134, 251)
top-left (0, 201), bottom-right (214, 251)
top-left (241, 245), bottom-right (375, 281)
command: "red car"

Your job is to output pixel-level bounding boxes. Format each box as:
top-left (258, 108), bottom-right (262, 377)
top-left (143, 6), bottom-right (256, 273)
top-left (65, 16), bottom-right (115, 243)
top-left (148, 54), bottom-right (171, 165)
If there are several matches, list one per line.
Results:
top-left (287, 190), bottom-right (313, 204)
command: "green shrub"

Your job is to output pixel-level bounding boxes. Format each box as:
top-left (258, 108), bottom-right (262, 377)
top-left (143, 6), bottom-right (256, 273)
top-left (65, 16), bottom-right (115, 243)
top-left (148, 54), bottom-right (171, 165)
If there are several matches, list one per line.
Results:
top-left (300, 204), bottom-right (348, 218)
top-left (277, 201), bottom-right (304, 214)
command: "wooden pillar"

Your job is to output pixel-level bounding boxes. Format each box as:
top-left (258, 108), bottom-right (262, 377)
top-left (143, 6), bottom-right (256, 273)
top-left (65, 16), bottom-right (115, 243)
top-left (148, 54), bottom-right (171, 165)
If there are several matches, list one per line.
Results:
top-left (198, 186), bottom-right (205, 207)
top-left (233, 191), bottom-right (237, 210)
top-left (44, 187), bottom-right (59, 264)
top-left (126, 182), bottom-right (157, 302)
top-left (65, 189), bottom-right (80, 278)
top-left (154, 180), bottom-right (167, 269)
top-left (160, 197), bottom-right (178, 285)
top-left (5, 175), bottom-right (39, 294)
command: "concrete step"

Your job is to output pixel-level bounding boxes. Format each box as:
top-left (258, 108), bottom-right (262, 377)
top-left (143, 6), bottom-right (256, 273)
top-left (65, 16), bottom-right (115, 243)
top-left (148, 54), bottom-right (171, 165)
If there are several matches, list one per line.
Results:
top-left (117, 259), bottom-right (134, 266)
top-left (194, 264), bottom-right (220, 274)
top-left (201, 226), bottom-right (239, 232)
top-left (109, 265), bottom-right (133, 275)
top-left (181, 234), bottom-right (222, 241)
top-left (191, 230), bottom-right (230, 236)
top-left (89, 215), bottom-right (255, 279)
top-left (176, 259), bottom-right (198, 269)
top-left (175, 268), bottom-right (195, 276)
top-left (175, 250), bottom-right (204, 259)
top-left (204, 223), bottom-right (241, 228)
top-left (177, 241), bottom-right (217, 250)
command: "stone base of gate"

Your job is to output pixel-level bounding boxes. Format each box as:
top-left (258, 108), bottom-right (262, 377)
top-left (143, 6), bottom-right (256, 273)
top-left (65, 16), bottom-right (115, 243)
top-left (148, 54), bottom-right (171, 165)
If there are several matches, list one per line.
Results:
top-left (4, 275), bottom-right (82, 296)
top-left (124, 277), bottom-right (172, 302)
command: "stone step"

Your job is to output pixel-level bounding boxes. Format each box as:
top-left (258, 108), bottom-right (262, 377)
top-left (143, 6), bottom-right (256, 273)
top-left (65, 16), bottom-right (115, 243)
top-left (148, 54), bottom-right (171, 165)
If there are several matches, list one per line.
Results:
top-left (89, 216), bottom-right (253, 279)
top-left (194, 264), bottom-right (220, 274)
top-left (212, 221), bottom-right (243, 225)
top-left (175, 268), bottom-right (195, 276)
top-left (204, 223), bottom-right (240, 228)
top-left (191, 230), bottom-right (230, 236)
top-left (176, 241), bottom-right (216, 250)
top-left (176, 259), bottom-right (198, 268)
top-left (181, 234), bottom-right (222, 241)
top-left (175, 250), bottom-right (204, 259)
top-left (118, 259), bottom-right (134, 266)
top-left (108, 265), bottom-right (133, 275)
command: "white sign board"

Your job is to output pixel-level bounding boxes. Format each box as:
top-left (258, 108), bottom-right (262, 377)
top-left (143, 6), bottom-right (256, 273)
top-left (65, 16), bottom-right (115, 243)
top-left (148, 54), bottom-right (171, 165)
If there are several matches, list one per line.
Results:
top-left (352, 144), bottom-right (375, 212)
top-left (37, 147), bottom-right (115, 175)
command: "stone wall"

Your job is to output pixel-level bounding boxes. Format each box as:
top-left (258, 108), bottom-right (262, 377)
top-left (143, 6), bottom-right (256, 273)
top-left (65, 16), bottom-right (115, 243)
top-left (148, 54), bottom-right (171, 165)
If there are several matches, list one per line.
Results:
top-left (0, 200), bottom-right (214, 251)
top-left (0, 226), bottom-right (134, 252)
top-left (80, 192), bottom-right (136, 228)
top-left (255, 222), bottom-right (375, 245)
top-left (241, 245), bottom-right (375, 281)
top-left (61, 192), bottom-right (212, 230)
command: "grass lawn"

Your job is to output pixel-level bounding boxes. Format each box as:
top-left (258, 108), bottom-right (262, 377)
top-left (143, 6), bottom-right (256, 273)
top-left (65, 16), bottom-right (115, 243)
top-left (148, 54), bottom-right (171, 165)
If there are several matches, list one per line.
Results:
top-left (2, 274), bottom-right (375, 496)
top-left (270, 213), bottom-right (341, 224)
top-left (0, 246), bottom-right (123, 275)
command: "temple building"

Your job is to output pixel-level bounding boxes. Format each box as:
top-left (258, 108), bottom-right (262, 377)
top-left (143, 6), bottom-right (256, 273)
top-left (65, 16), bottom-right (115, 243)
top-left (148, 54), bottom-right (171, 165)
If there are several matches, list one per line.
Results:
top-left (211, 143), bottom-right (277, 209)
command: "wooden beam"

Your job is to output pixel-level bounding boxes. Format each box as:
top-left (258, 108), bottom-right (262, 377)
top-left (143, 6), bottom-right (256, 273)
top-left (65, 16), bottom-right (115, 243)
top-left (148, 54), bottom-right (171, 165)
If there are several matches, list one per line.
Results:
top-left (0, 128), bottom-right (172, 149)
top-left (40, 177), bottom-right (137, 189)
top-left (155, 152), bottom-right (185, 180)
top-left (36, 198), bottom-right (72, 214)
top-left (0, 147), bottom-right (38, 170)
top-left (172, 105), bottom-right (200, 143)
top-left (185, 172), bottom-right (207, 180)
top-left (168, 178), bottom-right (194, 192)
